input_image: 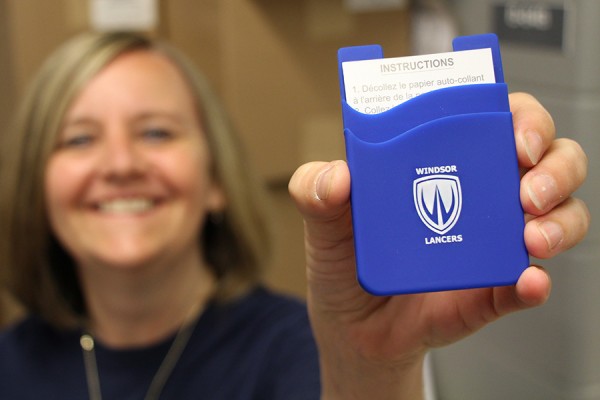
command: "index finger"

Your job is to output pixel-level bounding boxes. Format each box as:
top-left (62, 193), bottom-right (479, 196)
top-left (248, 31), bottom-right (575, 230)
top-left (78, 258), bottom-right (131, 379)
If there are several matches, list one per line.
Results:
top-left (509, 92), bottom-right (556, 168)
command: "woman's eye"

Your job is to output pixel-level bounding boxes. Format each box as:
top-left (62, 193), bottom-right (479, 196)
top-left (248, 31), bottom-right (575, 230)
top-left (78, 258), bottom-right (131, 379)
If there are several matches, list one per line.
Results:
top-left (59, 134), bottom-right (94, 149)
top-left (143, 128), bottom-right (172, 141)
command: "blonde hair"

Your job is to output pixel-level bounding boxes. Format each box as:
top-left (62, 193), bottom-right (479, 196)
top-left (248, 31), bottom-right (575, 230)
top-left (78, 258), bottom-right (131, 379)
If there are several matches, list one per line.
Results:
top-left (0, 32), bottom-right (271, 327)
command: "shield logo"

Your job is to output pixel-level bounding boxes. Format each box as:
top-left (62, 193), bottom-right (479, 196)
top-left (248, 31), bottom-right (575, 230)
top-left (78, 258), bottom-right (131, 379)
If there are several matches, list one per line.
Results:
top-left (413, 174), bottom-right (462, 235)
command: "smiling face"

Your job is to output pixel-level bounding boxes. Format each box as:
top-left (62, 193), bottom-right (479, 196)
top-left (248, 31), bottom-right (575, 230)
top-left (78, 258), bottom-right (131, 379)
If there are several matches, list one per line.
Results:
top-left (45, 50), bottom-right (225, 272)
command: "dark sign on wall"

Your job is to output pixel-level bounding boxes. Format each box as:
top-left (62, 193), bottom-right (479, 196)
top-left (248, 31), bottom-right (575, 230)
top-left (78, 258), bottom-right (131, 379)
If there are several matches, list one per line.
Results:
top-left (493, 2), bottom-right (566, 50)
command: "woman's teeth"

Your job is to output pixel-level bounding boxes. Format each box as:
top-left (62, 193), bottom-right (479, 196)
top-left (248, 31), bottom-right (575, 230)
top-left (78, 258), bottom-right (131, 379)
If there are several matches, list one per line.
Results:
top-left (98, 199), bottom-right (154, 214)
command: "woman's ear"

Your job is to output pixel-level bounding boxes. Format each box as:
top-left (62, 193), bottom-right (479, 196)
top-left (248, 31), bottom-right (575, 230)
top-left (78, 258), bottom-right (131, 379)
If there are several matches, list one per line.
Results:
top-left (207, 181), bottom-right (227, 213)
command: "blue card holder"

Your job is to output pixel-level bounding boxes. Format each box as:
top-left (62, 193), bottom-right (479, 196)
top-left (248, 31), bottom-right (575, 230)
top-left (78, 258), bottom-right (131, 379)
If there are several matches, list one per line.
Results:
top-left (338, 34), bottom-right (529, 295)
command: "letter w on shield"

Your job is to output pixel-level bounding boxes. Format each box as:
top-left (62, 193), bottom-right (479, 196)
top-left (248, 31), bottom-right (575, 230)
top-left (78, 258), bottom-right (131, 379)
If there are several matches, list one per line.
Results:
top-left (413, 175), bottom-right (462, 235)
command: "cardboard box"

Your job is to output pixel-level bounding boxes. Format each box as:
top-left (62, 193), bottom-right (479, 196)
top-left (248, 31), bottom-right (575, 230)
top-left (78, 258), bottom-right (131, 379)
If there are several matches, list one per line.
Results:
top-left (163, 0), bottom-right (410, 181)
top-left (0, 0), bottom-right (15, 136)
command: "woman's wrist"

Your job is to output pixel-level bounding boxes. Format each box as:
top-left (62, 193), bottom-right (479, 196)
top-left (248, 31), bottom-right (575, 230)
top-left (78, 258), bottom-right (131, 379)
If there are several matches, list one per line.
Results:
top-left (318, 346), bottom-right (426, 400)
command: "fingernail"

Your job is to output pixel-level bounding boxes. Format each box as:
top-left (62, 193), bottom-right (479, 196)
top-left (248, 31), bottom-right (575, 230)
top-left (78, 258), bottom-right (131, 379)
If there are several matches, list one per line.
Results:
top-left (538, 221), bottom-right (564, 251)
top-left (315, 163), bottom-right (336, 201)
top-left (527, 174), bottom-right (557, 211)
top-left (523, 130), bottom-right (543, 165)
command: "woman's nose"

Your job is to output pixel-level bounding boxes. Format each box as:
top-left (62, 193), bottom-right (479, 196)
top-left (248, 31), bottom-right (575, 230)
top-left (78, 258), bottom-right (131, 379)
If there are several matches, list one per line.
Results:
top-left (98, 129), bottom-right (147, 182)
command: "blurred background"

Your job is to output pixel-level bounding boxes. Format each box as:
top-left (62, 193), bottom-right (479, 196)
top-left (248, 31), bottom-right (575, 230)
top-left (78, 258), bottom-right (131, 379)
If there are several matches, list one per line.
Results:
top-left (0, 0), bottom-right (597, 398)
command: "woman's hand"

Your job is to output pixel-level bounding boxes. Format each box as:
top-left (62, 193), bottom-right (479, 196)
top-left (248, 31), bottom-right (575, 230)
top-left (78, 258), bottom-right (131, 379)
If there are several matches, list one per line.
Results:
top-left (289, 92), bottom-right (590, 400)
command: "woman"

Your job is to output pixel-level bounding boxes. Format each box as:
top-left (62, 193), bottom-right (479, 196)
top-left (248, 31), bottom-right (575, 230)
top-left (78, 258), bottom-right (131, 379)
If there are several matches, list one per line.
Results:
top-left (0, 31), bottom-right (590, 399)
top-left (0, 32), bottom-right (319, 399)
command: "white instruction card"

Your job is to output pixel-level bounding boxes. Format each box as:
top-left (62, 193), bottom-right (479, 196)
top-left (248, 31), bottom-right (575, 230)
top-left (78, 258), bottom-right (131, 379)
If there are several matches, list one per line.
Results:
top-left (342, 48), bottom-right (495, 114)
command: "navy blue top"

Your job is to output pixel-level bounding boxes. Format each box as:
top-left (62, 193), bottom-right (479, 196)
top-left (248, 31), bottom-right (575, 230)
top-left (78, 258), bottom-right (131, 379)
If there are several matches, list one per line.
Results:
top-left (0, 287), bottom-right (320, 399)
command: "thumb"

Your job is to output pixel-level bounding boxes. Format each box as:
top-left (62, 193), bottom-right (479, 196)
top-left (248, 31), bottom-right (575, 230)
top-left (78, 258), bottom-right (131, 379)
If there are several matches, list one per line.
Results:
top-left (288, 160), bottom-right (351, 219)
top-left (288, 161), bottom-right (364, 311)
